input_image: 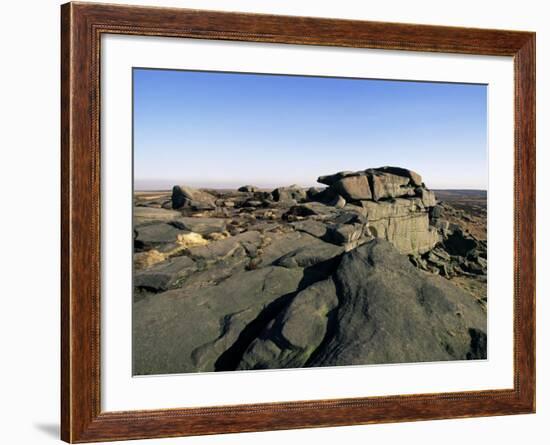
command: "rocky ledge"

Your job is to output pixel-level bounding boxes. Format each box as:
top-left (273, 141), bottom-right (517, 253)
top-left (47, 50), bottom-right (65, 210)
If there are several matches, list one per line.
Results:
top-left (133, 167), bottom-right (487, 374)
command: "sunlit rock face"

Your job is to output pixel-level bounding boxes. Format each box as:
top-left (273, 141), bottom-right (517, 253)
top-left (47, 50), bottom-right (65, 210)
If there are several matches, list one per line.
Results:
top-left (315, 166), bottom-right (439, 255)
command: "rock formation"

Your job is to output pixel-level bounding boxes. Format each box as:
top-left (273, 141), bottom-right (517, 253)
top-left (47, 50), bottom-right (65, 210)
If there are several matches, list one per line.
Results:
top-left (172, 185), bottom-right (216, 210)
top-left (238, 240), bottom-right (486, 370)
top-left (314, 167), bottom-right (439, 255)
top-left (133, 167), bottom-right (487, 375)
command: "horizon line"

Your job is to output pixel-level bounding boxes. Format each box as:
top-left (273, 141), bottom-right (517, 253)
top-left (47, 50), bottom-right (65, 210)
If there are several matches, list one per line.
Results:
top-left (134, 186), bottom-right (488, 192)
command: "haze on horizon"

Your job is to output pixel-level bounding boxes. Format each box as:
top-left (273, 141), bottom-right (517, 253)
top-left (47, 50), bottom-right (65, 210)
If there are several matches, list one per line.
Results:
top-left (133, 68), bottom-right (487, 191)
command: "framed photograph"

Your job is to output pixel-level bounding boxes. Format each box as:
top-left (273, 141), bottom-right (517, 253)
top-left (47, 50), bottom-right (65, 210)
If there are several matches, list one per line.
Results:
top-left (61, 2), bottom-right (535, 442)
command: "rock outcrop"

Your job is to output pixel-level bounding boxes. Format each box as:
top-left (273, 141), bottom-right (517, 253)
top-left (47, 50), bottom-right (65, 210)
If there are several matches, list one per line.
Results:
top-left (315, 167), bottom-right (439, 255)
top-left (133, 238), bottom-right (487, 374)
top-left (133, 167), bottom-right (487, 375)
top-left (238, 185), bottom-right (257, 193)
top-left (238, 239), bottom-right (486, 370)
top-left (271, 185), bottom-right (307, 203)
top-left (134, 266), bottom-right (305, 374)
top-left (172, 185), bottom-right (216, 210)
top-left (305, 240), bottom-right (486, 367)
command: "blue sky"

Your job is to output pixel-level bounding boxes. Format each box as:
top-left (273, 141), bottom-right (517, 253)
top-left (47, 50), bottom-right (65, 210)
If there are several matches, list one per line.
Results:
top-left (133, 68), bottom-right (487, 190)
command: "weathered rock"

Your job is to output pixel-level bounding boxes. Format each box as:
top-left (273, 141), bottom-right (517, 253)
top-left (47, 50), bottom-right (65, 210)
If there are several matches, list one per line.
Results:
top-left (325, 223), bottom-right (368, 246)
top-left (443, 228), bottom-right (478, 256)
top-left (430, 247), bottom-right (451, 262)
top-left (134, 170), bottom-right (486, 375)
top-left (171, 185), bottom-right (194, 206)
top-left (368, 170), bottom-right (412, 201)
top-left (133, 249), bottom-right (167, 270)
top-left (258, 232), bottom-right (324, 266)
top-left (274, 240), bottom-right (344, 268)
top-left (271, 186), bottom-right (307, 202)
top-left (307, 239), bottom-right (487, 367)
top-left (172, 185), bottom-right (216, 210)
top-left (170, 217), bottom-right (227, 235)
top-left (188, 200), bottom-right (217, 211)
top-left (333, 195), bottom-right (346, 209)
top-left (243, 199), bottom-right (264, 208)
top-left (358, 197), bottom-right (424, 218)
top-left (237, 278), bottom-right (339, 370)
top-left (134, 255), bottom-right (197, 292)
top-left (175, 232), bottom-right (209, 248)
top-left (309, 187), bottom-right (346, 208)
top-left (134, 223), bottom-right (182, 245)
top-left (238, 185), bottom-right (257, 193)
top-left (317, 167), bottom-right (425, 203)
top-left (282, 203), bottom-right (340, 221)
top-left (290, 220), bottom-right (329, 238)
top-left (417, 188), bottom-right (437, 207)
top-left (467, 328), bottom-right (487, 359)
top-left (187, 230), bottom-right (261, 262)
top-left (282, 204), bottom-right (318, 219)
top-left (205, 231), bottom-right (230, 241)
top-left (434, 219), bottom-right (450, 235)
top-left (370, 212), bottom-right (439, 255)
top-left (300, 202), bottom-right (342, 218)
top-left (431, 204), bottom-right (444, 219)
top-left (317, 171), bottom-right (354, 186)
top-left (330, 211), bottom-right (367, 225)
top-left (247, 222), bottom-right (282, 233)
top-left (133, 266), bottom-right (304, 374)
top-left (376, 166), bottom-right (423, 187)
top-left (409, 254), bottom-right (429, 271)
top-left (267, 198), bottom-right (298, 208)
top-left (356, 199), bottom-right (439, 255)
top-left (332, 175), bottom-right (372, 201)
top-left (306, 187), bottom-right (322, 199)
top-left (134, 207), bottom-right (182, 226)
top-left (171, 254), bottom-right (250, 292)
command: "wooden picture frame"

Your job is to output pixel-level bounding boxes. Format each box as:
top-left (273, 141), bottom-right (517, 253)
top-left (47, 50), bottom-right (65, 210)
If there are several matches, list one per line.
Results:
top-left (61, 2), bottom-right (535, 442)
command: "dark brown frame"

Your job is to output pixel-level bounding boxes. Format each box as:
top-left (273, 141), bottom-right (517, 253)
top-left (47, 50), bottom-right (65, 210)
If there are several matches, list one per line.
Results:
top-left (61, 2), bottom-right (536, 442)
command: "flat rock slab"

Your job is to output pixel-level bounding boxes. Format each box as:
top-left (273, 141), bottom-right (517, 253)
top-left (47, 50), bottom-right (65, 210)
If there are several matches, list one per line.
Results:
top-left (172, 217), bottom-right (227, 235)
top-left (187, 230), bottom-right (261, 262)
top-left (173, 256), bottom-right (250, 292)
top-left (302, 202), bottom-right (342, 217)
top-left (134, 207), bottom-right (182, 226)
top-left (332, 175), bottom-right (372, 201)
top-left (135, 222), bottom-right (183, 244)
top-left (290, 220), bottom-right (329, 238)
top-left (134, 255), bottom-right (196, 292)
top-left (258, 231), bottom-right (324, 266)
top-left (275, 239), bottom-right (344, 268)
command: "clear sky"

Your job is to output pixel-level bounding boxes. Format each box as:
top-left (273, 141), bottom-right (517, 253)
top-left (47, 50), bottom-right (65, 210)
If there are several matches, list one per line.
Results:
top-left (133, 68), bottom-right (487, 190)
